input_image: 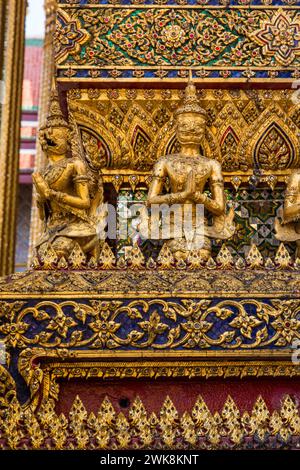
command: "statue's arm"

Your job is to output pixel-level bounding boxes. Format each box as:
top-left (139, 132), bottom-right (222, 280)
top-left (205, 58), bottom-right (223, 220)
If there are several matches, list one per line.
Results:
top-left (147, 160), bottom-right (169, 206)
top-left (50, 160), bottom-right (91, 210)
top-left (195, 161), bottom-right (225, 216)
top-left (147, 160), bottom-right (188, 206)
top-left (32, 174), bottom-right (48, 221)
top-left (33, 162), bottom-right (91, 210)
top-left (283, 172), bottom-right (300, 223)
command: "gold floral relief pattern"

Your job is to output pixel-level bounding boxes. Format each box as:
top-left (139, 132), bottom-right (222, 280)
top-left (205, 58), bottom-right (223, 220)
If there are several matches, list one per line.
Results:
top-left (1, 298), bottom-right (300, 350)
top-left (54, 6), bottom-right (300, 73)
top-left (254, 123), bottom-right (294, 170)
top-left (1, 393), bottom-right (300, 449)
top-left (0, 366), bottom-right (16, 410)
top-left (250, 9), bottom-right (300, 67)
top-left (67, 88), bottom-right (300, 173)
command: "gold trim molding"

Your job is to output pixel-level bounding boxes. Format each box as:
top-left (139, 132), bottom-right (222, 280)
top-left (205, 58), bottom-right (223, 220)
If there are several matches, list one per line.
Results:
top-left (15, 347), bottom-right (300, 409)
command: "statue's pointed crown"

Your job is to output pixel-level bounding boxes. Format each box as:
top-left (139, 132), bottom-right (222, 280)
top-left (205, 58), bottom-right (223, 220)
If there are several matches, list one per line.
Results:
top-left (175, 71), bottom-right (206, 118)
top-left (40, 80), bottom-right (70, 130)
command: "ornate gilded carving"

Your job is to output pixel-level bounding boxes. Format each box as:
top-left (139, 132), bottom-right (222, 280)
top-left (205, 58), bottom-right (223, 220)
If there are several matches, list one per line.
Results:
top-left (275, 169), bottom-right (300, 258)
top-left (1, 243), bottom-right (300, 295)
top-left (13, 347), bottom-right (300, 410)
top-left (132, 126), bottom-right (152, 170)
top-left (246, 243), bottom-right (264, 268)
top-left (41, 359), bottom-right (300, 384)
top-left (81, 129), bottom-right (110, 169)
top-left (254, 123), bottom-right (294, 170)
top-left (0, 366), bottom-right (17, 411)
top-left (1, 298), bottom-right (300, 351)
top-left (32, 87), bottom-right (105, 260)
top-left (2, 0), bottom-right (300, 452)
top-left (1, 393), bottom-right (300, 449)
top-left (245, 103), bottom-right (299, 174)
top-left (142, 77), bottom-right (235, 259)
top-left (55, 5), bottom-right (300, 80)
top-left (27, 240), bottom-right (299, 273)
top-left (17, 348), bottom-right (74, 408)
top-left (67, 88), bottom-right (300, 175)
top-left (55, 8), bottom-right (91, 64)
top-left (0, 278), bottom-right (298, 323)
top-left (250, 9), bottom-right (300, 67)
top-left (220, 127), bottom-right (239, 171)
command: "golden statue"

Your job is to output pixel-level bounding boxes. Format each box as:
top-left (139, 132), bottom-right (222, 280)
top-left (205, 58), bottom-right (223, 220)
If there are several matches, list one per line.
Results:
top-left (275, 169), bottom-right (300, 258)
top-left (32, 88), bottom-right (103, 260)
top-left (143, 77), bottom-right (235, 260)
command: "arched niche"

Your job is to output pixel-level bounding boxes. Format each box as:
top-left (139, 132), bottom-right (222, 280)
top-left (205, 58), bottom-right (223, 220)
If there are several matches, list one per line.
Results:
top-left (69, 104), bottom-right (132, 169)
top-left (245, 105), bottom-right (299, 170)
top-left (220, 126), bottom-right (240, 171)
top-left (126, 111), bottom-right (156, 170)
top-left (80, 126), bottom-right (111, 170)
top-left (254, 122), bottom-right (295, 170)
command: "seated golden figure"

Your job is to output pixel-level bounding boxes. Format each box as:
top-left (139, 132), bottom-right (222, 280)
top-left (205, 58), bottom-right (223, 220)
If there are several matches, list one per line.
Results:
top-left (143, 78), bottom-right (235, 260)
top-left (275, 169), bottom-right (300, 258)
top-left (32, 88), bottom-right (103, 259)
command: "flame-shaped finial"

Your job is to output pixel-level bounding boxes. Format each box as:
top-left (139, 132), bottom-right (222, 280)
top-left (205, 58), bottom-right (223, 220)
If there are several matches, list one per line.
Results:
top-left (40, 80), bottom-right (70, 130)
top-left (175, 70), bottom-right (206, 118)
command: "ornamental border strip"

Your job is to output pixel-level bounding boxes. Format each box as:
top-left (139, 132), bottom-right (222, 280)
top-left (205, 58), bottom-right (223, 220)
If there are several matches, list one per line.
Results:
top-left (1, 298), bottom-right (300, 351)
top-left (54, 5), bottom-right (300, 79)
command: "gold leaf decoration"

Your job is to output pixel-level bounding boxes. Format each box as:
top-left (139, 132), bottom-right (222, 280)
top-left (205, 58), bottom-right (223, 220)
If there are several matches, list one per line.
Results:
top-left (246, 243), bottom-right (264, 269)
top-left (1, 394), bottom-right (300, 449)
top-left (275, 243), bottom-right (292, 269)
top-left (68, 243), bottom-right (86, 269)
top-left (98, 242), bottom-right (116, 269)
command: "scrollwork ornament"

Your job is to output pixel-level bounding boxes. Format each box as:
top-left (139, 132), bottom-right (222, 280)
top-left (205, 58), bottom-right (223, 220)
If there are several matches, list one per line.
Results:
top-left (55, 6), bottom-right (300, 70)
top-left (1, 298), bottom-right (299, 351)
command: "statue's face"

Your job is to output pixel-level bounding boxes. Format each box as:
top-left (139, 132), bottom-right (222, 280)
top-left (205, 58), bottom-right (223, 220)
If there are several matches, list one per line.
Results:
top-left (176, 113), bottom-right (205, 146)
top-left (39, 126), bottom-right (70, 156)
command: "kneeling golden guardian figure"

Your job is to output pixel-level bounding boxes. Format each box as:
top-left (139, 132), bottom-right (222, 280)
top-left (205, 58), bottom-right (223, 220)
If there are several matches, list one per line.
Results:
top-left (275, 169), bottom-right (300, 258)
top-left (32, 88), bottom-right (103, 259)
top-left (144, 77), bottom-right (235, 260)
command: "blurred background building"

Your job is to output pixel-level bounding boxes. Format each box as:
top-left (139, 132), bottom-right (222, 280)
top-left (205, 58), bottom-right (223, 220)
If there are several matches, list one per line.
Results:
top-left (16, 36), bottom-right (43, 271)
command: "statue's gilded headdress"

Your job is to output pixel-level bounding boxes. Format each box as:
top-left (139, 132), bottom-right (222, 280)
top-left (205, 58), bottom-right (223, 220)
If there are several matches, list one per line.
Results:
top-left (175, 73), bottom-right (206, 118)
top-left (40, 84), bottom-right (71, 130)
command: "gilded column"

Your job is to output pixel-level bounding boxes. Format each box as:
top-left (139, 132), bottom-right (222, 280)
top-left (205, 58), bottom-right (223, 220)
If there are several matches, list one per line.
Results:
top-left (28, 0), bottom-right (57, 263)
top-left (0, 0), bottom-right (27, 276)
